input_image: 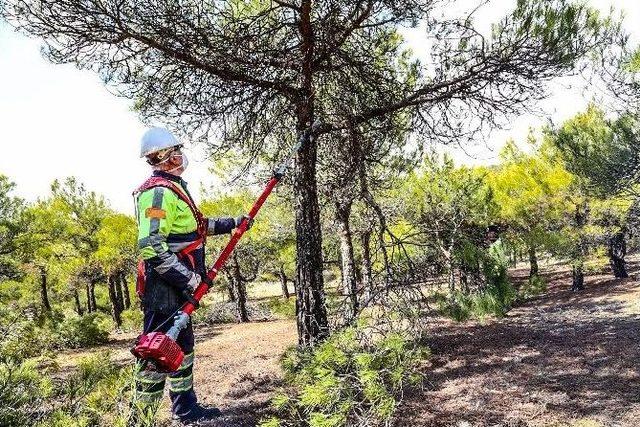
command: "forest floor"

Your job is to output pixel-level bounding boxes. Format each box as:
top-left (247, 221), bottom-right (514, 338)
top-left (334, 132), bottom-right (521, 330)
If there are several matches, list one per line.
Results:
top-left (59, 260), bottom-right (640, 427)
top-left (398, 259), bottom-right (640, 427)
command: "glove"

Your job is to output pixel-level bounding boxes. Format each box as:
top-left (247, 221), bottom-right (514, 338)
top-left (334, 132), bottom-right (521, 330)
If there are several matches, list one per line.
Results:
top-left (235, 215), bottom-right (254, 230)
top-left (186, 273), bottom-right (201, 291)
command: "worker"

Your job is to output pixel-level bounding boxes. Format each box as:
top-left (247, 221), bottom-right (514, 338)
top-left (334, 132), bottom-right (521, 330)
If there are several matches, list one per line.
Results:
top-left (129, 127), bottom-right (252, 425)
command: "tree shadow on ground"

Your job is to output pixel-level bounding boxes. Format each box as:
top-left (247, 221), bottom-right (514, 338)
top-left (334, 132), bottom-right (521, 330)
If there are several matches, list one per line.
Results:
top-left (198, 374), bottom-right (283, 427)
top-left (397, 263), bottom-right (640, 426)
top-left (193, 326), bottom-right (224, 343)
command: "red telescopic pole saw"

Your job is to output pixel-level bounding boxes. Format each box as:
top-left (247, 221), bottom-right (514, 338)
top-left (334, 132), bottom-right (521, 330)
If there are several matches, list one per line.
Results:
top-left (132, 122), bottom-right (321, 371)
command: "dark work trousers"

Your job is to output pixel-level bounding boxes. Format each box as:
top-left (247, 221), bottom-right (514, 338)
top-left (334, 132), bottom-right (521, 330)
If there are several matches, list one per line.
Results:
top-left (133, 311), bottom-right (197, 419)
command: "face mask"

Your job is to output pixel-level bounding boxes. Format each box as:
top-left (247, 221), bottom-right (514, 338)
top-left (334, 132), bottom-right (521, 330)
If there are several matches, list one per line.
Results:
top-left (167, 153), bottom-right (188, 173)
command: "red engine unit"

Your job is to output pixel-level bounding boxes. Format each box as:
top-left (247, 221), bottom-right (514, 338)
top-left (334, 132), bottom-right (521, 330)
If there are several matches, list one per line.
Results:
top-left (132, 332), bottom-right (184, 372)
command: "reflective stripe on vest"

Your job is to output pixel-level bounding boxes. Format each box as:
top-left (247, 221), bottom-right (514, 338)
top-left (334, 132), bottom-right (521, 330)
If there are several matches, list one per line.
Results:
top-left (134, 176), bottom-right (207, 297)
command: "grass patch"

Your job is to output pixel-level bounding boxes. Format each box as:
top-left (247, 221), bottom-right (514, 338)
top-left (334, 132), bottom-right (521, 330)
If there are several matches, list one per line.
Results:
top-left (434, 280), bottom-right (517, 322)
top-left (265, 297), bottom-right (296, 319)
top-left (517, 275), bottom-right (548, 300)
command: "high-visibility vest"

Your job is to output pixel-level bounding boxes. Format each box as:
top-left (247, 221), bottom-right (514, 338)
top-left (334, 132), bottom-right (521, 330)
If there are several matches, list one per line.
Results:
top-left (134, 176), bottom-right (207, 298)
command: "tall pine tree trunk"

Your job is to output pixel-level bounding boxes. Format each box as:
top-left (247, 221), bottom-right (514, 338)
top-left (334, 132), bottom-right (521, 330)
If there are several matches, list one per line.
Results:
top-left (120, 273), bottom-right (131, 310)
top-left (223, 270), bottom-right (236, 302)
top-left (107, 275), bottom-right (122, 327)
top-left (85, 283), bottom-right (93, 313)
top-left (73, 289), bottom-right (83, 315)
top-left (292, 2), bottom-right (328, 346)
top-left (336, 201), bottom-right (358, 319)
top-left (572, 203), bottom-right (587, 291)
top-left (231, 253), bottom-right (249, 323)
top-left (360, 230), bottom-right (373, 301)
top-left (608, 232), bottom-right (628, 279)
top-left (528, 245), bottom-right (539, 278)
top-left (279, 265), bottom-right (290, 299)
top-left (114, 272), bottom-right (124, 312)
top-left (89, 281), bottom-right (98, 312)
top-left (39, 266), bottom-right (51, 312)
top-left (572, 264), bottom-right (585, 291)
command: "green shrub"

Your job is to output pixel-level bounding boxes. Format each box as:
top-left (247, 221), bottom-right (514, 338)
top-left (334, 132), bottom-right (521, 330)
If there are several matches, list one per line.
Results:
top-left (14, 354), bottom-right (137, 427)
top-left (518, 275), bottom-right (548, 299)
top-left (0, 358), bottom-right (53, 427)
top-left (260, 328), bottom-right (428, 427)
top-left (0, 319), bottom-right (57, 360)
top-left (265, 297), bottom-right (296, 318)
top-left (56, 313), bottom-right (112, 349)
top-left (47, 352), bottom-right (134, 427)
top-left (435, 278), bottom-right (516, 322)
top-left (472, 278), bottom-right (516, 318)
top-left (434, 291), bottom-right (472, 322)
top-left (0, 305), bottom-right (64, 360)
top-left (121, 308), bottom-right (143, 332)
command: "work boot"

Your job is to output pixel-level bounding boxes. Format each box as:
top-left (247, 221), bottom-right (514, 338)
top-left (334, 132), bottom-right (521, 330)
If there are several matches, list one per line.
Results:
top-left (172, 404), bottom-right (222, 425)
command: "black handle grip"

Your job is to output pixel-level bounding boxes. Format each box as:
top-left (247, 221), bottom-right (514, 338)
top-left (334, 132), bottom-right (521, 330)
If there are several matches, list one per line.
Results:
top-left (182, 289), bottom-right (200, 309)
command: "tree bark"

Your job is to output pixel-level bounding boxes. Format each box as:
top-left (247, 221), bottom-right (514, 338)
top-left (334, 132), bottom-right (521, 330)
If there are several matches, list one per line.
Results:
top-left (335, 201), bottom-right (358, 318)
top-left (608, 232), bottom-right (628, 279)
top-left (231, 253), bottom-right (249, 323)
top-left (279, 265), bottom-right (290, 299)
top-left (89, 280), bottom-right (98, 312)
top-left (528, 245), bottom-right (539, 278)
top-left (39, 266), bottom-right (51, 312)
top-left (120, 273), bottom-right (131, 310)
top-left (107, 275), bottom-right (122, 327)
top-left (292, 1), bottom-right (329, 346)
top-left (223, 271), bottom-right (237, 302)
top-left (114, 271), bottom-right (124, 312)
top-left (572, 264), bottom-right (585, 291)
top-left (73, 289), bottom-right (83, 316)
top-left (448, 259), bottom-right (456, 293)
top-left (293, 136), bottom-right (328, 345)
top-left (85, 283), bottom-right (93, 313)
top-left (459, 268), bottom-right (470, 294)
top-left (360, 230), bottom-right (373, 301)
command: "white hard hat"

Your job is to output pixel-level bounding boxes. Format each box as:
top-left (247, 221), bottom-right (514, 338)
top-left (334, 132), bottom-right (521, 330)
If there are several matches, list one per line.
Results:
top-left (140, 127), bottom-right (180, 158)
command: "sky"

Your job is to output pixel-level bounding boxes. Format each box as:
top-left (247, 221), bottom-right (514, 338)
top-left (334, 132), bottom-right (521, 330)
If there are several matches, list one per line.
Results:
top-left (1, 0), bottom-right (639, 214)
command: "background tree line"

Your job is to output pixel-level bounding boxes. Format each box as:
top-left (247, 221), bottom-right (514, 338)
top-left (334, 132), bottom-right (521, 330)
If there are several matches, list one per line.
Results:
top-left (1, 99), bottom-right (638, 337)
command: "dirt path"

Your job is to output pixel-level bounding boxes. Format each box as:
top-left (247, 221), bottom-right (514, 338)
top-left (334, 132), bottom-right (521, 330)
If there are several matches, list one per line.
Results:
top-left (398, 263), bottom-right (640, 427)
top-left (188, 319), bottom-right (296, 426)
top-left (58, 319), bottom-right (297, 426)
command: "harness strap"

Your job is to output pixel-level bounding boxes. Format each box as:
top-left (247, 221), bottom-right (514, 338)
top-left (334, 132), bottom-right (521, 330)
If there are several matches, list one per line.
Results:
top-left (134, 176), bottom-right (208, 286)
top-left (135, 176), bottom-right (208, 242)
top-left (136, 259), bottom-right (146, 298)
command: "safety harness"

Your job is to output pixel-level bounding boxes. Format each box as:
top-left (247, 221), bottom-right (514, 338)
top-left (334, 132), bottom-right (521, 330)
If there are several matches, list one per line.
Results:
top-left (134, 175), bottom-right (208, 298)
